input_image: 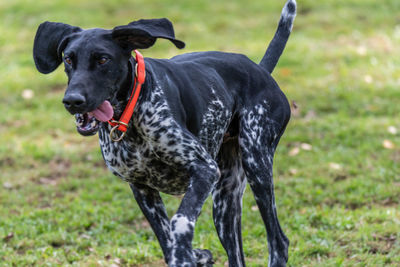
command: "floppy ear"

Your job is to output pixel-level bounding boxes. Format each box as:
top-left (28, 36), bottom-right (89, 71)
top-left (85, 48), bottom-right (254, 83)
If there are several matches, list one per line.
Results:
top-left (33, 21), bottom-right (81, 74)
top-left (112, 18), bottom-right (185, 50)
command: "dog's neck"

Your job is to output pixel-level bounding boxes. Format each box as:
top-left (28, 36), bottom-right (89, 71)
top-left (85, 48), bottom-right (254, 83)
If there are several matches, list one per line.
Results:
top-left (112, 56), bottom-right (137, 119)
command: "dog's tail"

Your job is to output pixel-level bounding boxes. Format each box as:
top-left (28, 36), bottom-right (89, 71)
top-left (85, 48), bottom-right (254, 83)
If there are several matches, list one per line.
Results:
top-left (259, 0), bottom-right (296, 73)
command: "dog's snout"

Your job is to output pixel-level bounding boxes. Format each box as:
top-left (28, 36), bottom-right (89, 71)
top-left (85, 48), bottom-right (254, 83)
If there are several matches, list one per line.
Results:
top-left (63, 93), bottom-right (86, 109)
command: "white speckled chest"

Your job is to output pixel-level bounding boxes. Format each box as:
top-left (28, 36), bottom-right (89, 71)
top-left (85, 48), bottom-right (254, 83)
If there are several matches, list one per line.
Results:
top-left (98, 85), bottom-right (232, 195)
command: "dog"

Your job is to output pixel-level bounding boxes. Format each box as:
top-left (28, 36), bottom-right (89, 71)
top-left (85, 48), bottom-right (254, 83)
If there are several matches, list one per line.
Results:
top-left (33, 0), bottom-right (296, 266)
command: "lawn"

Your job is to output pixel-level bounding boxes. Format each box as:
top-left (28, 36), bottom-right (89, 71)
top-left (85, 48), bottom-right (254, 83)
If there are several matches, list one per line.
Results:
top-left (0, 0), bottom-right (399, 266)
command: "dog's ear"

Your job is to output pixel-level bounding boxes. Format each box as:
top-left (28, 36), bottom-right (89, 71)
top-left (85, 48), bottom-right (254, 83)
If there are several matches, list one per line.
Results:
top-left (33, 21), bottom-right (82, 74)
top-left (112, 18), bottom-right (185, 50)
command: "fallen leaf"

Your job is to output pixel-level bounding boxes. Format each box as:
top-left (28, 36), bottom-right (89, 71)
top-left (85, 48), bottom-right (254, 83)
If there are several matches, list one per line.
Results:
top-left (388, 126), bottom-right (397, 135)
top-left (39, 177), bottom-right (57, 186)
top-left (364, 75), bottom-right (373, 84)
top-left (114, 258), bottom-right (121, 265)
top-left (291, 100), bottom-right (300, 117)
top-left (251, 205), bottom-right (259, 211)
top-left (280, 67), bottom-right (292, 77)
top-left (22, 89), bottom-right (34, 100)
top-left (300, 143), bottom-right (312, 151)
top-left (80, 234), bottom-right (91, 239)
top-left (288, 147), bottom-right (300, 156)
top-left (3, 182), bottom-right (13, 189)
top-left (383, 140), bottom-right (395, 149)
top-left (289, 168), bottom-right (298, 175)
top-left (304, 110), bottom-right (317, 121)
top-left (141, 220), bottom-right (150, 228)
top-left (329, 162), bottom-right (342, 170)
top-left (356, 45), bottom-right (367, 56)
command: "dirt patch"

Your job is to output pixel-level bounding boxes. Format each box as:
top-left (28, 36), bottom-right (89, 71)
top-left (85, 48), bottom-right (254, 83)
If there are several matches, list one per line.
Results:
top-left (380, 197), bottom-right (399, 207)
top-left (32, 157), bottom-right (72, 186)
top-left (368, 233), bottom-right (397, 255)
top-left (324, 198), bottom-right (366, 210)
top-left (47, 157), bottom-right (72, 178)
top-left (390, 149), bottom-right (400, 163)
top-left (132, 260), bottom-right (167, 267)
top-left (92, 159), bottom-right (107, 169)
top-left (3, 232), bottom-right (14, 242)
top-left (0, 157), bottom-right (15, 167)
top-left (333, 174), bottom-right (348, 182)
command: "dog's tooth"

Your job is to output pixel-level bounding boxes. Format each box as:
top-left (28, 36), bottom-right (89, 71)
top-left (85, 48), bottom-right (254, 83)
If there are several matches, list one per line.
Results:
top-left (91, 120), bottom-right (97, 128)
top-left (75, 114), bottom-right (84, 122)
top-left (75, 116), bottom-right (82, 126)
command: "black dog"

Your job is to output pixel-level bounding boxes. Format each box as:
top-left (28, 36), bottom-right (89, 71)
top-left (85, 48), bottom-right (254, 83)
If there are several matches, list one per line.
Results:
top-left (33, 0), bottom-right (296, 266)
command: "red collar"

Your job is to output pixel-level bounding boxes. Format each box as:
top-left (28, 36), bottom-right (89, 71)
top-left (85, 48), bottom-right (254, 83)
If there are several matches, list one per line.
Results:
top-left (108, 50), bottom-right (145, 141)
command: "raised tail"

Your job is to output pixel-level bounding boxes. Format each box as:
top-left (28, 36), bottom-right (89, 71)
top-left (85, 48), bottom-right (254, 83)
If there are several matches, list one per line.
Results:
top-left (259, 0), bottom-right (296, 73)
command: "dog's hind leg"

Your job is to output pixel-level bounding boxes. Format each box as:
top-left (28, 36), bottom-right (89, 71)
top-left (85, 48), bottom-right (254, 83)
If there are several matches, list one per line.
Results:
top-left (129, 183), bottom-right (173, 264)
top-left (212, 139), bottom-right (246, 267)
top-left (238, 103), bottom-right (289, 267)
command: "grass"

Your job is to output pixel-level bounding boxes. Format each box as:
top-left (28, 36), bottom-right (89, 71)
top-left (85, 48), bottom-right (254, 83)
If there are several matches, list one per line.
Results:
top-left (1, 0), bottom-right (400, 266)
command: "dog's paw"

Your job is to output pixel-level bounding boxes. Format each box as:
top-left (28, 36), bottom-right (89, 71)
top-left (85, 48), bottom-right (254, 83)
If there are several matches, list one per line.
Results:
top-left (193, 249), bottom-right (214, 267)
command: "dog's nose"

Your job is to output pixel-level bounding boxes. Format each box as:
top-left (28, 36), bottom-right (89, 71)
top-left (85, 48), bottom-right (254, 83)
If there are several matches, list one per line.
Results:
top-left (63, 93), bottom-right (86, 109)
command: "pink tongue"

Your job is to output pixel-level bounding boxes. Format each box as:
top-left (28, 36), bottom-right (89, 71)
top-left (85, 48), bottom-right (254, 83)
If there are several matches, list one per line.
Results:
top-left (90, 101), bottom-right (114, 122)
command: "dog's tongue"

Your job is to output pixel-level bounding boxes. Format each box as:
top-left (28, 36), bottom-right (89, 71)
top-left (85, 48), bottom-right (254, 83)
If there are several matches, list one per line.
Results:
top-left (90, 101), bottom-right (114, 122)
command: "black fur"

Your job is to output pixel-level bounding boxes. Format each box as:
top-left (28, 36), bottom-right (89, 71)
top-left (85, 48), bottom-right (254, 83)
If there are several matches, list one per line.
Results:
top-left (33, 1), bottom-right (296, 266)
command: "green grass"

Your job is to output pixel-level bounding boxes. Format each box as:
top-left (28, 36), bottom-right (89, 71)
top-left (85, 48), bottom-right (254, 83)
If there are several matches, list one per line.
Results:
top-left (1, 0), bottom-right (400, 266)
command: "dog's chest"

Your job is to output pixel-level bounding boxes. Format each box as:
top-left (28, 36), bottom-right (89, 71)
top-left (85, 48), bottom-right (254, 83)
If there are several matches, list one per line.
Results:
top-left (98, 85), bottom-right (232, 195)
top-left (98, 125), bottom-right (190, 194)
top-left (98, 87), bottom-right (194, 194)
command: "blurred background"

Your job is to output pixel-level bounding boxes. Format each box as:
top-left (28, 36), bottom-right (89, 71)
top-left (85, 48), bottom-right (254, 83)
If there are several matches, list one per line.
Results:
top-left (0, 0), bottom-right (399, 266)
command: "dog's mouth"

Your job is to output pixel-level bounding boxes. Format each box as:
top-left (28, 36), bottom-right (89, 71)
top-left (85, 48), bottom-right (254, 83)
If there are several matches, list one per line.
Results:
top-left (74, 100), bottom-right (114, 136)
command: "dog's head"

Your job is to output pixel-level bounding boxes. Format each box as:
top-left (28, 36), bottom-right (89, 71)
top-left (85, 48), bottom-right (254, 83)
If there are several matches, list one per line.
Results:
top-left (33, 19), bottom-right (184, 136)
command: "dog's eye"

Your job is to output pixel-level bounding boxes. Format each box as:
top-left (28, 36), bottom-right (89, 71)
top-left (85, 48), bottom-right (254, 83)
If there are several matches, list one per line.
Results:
top-left (64, 56), bottom-right (72, 65)
top-left (98, 57), bottom-right (109, 65)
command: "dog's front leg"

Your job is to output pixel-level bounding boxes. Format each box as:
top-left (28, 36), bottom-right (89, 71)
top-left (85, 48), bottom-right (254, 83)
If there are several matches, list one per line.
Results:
top-left (129, 183), bottom-right (173, 264)
top-left (169, 160), bottom-right (220, 267)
